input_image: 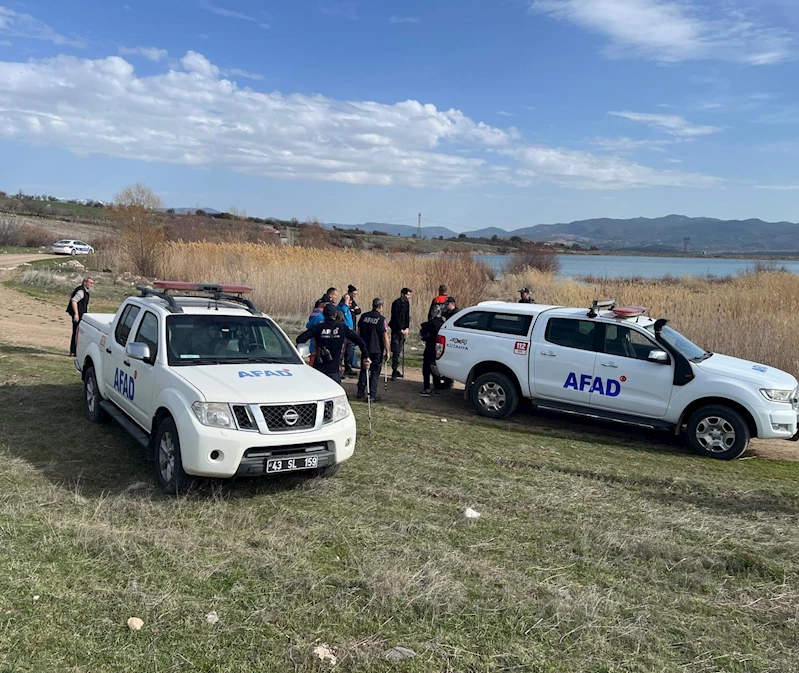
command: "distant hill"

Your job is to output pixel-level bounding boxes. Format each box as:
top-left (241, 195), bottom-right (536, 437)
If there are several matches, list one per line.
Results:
top-left (171, 207), bottom-right (221, 215)
top-left (328, 215), bottom-right (799, 252)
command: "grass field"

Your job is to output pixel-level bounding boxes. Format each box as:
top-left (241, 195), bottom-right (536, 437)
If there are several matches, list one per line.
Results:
top-left (2, 337), bottom-right (799, 671)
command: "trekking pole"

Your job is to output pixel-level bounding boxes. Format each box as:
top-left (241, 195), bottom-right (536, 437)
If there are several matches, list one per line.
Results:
top-left (384, 354), bottom-right (388, 394)
top-left (402, 339), bottom-right (405, 379)
top-left (365, 363), bottom-right (373, 436)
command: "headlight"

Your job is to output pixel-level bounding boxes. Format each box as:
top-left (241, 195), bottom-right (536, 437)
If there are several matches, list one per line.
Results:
top-left (191, 401), bottom-right (234, 428)
top-left (331, 394), bottom-right (351, 423)
top-left (760, 389), bottom-right (795, 403)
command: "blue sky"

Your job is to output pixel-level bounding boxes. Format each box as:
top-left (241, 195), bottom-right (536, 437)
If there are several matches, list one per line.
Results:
top-left (0, 0), bottom-right (797, 231)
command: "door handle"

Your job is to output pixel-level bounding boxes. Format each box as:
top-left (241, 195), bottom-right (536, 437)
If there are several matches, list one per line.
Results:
top-left (600, 361), bottom-right (618, 368)
top-left (105, 348), bottom-right (112, 354)
top-left (123, 360), bottom-right (130, 367)
top-left (539, 351), bottom-right (556, 357)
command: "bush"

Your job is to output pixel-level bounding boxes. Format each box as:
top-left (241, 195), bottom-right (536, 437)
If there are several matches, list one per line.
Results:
top-left (17, 224), bottom-right (53, 248)
top-left (504, 247), bottom-right (561, 275)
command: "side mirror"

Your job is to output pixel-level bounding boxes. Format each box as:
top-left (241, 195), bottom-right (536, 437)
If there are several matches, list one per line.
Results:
top-left (126, 342), bottom-right (151, 362)
top-left (648, 349), bottom-right (669, 364)
top-left (297, 343), bottom-right (311, 360)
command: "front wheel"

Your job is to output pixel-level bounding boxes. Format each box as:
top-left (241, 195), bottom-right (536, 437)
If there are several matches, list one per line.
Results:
top-left (153, 417), bottom-right (195, 494)
top-left (470, 372), bottom-right (519, 419)
top-left (685, 405), bottom-right (750, 460)
top-left (84, 367), bottom-right (106, 423)
top-left (70, 248), bottom-right (77, 256)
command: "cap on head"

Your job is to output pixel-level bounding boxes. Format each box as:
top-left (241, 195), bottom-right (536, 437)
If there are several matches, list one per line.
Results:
top-left (438, 284), bottom-right (448, 294)
top-left (519, 287), bottom-right (530, 294)
top-left (445, 296), bottom-right (456, 304)
top-left (347, 284), bottom-right (357, 293)
top-left (314, 298), bottom-right (326, 308)
top-left (401, 287), bottom-right (412, 296)
top-left (323, 303), bottom-right (338, 319)
top-left (372, 297), bottom-right (384, 309)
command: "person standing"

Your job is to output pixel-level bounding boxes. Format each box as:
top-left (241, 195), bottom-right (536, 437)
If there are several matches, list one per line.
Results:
top-left (442, 296), bottom-right (458, 319)
top-left (428, 284), bottom-right (449, 321)
top-left (519, 287), bottom-right (535, 304)
top-left (296, 304), bottom-right (369, 384)
top-left (346, 285), bottom-right (362, 370)
top-left (357, 297), bottom-right (390, 402)
top-left (67, 276), bottom-right (94, 357)
top-left (419, 305), bottom-right (446, 396)
top-left (338, 293), bottom-right (357, 378)
top-left (305, 298), bottom-right (326, 365)
top-left (320, 287), bottom-right (339, 305)
top-left (389, 287), bottom-right (412, 380)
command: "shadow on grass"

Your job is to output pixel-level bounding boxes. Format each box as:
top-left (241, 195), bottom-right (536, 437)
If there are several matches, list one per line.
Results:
top-left (0, 343), bottom-right (66, 357)
top-left (0, 381), bottom-right (331, 499)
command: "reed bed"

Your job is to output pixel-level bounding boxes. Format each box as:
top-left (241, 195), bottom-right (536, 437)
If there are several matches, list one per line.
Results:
top-left (104, 242), bottom-right (799, 377)
top-left (163, 242), bottom-right (494, 330)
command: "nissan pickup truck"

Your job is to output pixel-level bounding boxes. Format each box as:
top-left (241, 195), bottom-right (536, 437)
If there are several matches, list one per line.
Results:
top-left (433, 299), bottom-right (799, 460)
top-left (75, 281), bottom-right (356, 493)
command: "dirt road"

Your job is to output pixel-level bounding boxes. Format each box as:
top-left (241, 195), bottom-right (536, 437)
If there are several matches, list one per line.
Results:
top-left (1, 266), bottom-right (796, 462)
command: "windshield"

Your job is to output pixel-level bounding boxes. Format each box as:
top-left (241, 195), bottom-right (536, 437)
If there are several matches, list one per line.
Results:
top-left (166, 314), bottom-right (302, 366)
top-left (645, 324), bottom-right (710, 362)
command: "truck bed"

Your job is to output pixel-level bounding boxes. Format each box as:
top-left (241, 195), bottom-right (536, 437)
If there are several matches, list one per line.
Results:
top-left (82, 313), bottom-right (114, 334)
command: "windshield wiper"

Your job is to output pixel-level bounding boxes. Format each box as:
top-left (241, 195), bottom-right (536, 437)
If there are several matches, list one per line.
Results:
top-left (218, 357), bottom-right (288, 364)
top-left (173, 357), bottom-right (220, 365)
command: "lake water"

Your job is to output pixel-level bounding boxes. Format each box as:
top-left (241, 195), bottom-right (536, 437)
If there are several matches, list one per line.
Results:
top-left (475, 254), bottom-right (799, 279)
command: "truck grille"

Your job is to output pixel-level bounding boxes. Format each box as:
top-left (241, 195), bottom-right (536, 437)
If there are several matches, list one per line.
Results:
top-left (232, 405), bottom-right (254, 430)
top-left (261, 403), bottom-right (317, 431)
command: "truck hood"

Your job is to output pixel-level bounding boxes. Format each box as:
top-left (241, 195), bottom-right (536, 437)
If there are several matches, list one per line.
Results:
top-left (171, 364), bottom-right (346, 403)
top-left (695, 354), bottom-right (798, 390)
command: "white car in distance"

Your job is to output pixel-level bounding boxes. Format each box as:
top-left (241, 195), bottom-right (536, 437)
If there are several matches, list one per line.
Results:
top-left (52, 239), bottom-right (94, 255)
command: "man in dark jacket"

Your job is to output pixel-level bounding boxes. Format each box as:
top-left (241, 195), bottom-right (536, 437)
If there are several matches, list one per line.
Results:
top-left (357, 298), bottom-right (391, 401)
top-left (519, 287), bottom-right (534, 303)
top-left (419, 305), bottom-right (445, 396)
top-left (296, 303), bottom-right (369, 383)
top-left (67, 276), bottom-right (94, 356)
top-left (388, 287), bottom-right (412, 380)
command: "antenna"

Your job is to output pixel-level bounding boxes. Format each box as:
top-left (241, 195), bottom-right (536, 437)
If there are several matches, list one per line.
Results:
top-left (417, 212), bottom-right (422, 239)
top-left (683, 236), bottom-right (690, 253)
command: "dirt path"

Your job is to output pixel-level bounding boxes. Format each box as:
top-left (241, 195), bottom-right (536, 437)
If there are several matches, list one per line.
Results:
top-left (1, 267), bottom-right (796, 462)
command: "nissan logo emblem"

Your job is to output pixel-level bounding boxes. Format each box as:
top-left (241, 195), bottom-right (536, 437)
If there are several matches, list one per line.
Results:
top-left (282, 408), bottom-right (299, 426)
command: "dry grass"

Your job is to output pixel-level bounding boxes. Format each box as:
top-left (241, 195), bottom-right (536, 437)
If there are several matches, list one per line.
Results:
top-left (494, 269), bottom-right (799, 376)
top-left (161, 242), bottom-right (494, 329)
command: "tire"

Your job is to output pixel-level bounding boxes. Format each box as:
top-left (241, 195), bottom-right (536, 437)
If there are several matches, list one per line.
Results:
top-left (83, 366), bottom-right (106, 423)
top-left (470, 372), bottom-right (519, 419)
top-left (70, 248), bottom-right (77, 256)
top-left (685, 405), bottom-right (750, 460)
top-left (153, 416), bottom-right (195, 495)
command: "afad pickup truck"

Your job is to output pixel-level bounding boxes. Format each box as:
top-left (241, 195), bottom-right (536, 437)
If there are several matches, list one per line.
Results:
top-left (434, 299), bottom-right (799, 460)
top-left (75, 281), bottom-right (356, 493)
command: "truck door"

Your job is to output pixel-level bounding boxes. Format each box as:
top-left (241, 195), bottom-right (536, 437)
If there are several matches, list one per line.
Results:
top-left (591, 323), bottom-right (673, 418)
top-left (532, 317), bottom-right (598, 405)
top-left (103, 304), bottom-right (141, 412)
top-left (125, 311), bottom-right (160, 428)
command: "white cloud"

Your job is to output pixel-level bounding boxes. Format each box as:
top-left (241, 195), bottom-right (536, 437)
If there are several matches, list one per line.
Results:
top-left (0, 50), bottom-right (717, 191)
top-left (529, 0), bottom-right (795, 65)
top-left (505, 146), bottom-right (717, 189)
top-left (0, 5), bottom-right (85, 48)
top-left (320, 1), bottom-right (358, 20)
top-left (666, 158), bottom-right (683, 163)
top-left (119, 46), bottom-right (168, 62)
top-left (223, 67), bottom-right (264, 81)
top-left (390, 16), bottom-right (419, 24)
top-left (592, 136), bottom-right (673, 152)
top-left (497, 110), bottom-right (513, 117)
top-left (199, 2), bottom-right (270, 29)
top-left (754, 184), bottom-right (799, 191)
top-left (609, 111), bottom-right (722, 138)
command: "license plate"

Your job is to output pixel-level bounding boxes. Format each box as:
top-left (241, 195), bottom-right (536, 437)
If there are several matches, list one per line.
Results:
top-left (266, 455), bottom-right (319, 473)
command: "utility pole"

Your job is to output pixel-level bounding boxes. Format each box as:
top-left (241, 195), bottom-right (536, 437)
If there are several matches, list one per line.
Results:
top-left (417, 212), bottom-right (422, 239)
top-left (684, 236), bottom-right (690, 253)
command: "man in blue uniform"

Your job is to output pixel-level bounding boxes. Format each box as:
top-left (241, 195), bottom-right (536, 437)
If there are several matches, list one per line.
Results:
top-left (357, 298), bottom-right (391, 402)
top-left (296, 304), bottom-right (369, 384)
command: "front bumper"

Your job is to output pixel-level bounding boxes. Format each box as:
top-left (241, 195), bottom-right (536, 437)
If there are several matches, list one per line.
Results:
top-left (755, 405), bottom-right (799, 440)
top-left (174, 408), bottom-right (357, 478)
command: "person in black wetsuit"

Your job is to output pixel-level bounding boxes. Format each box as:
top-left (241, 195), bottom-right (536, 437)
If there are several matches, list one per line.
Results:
top-left (296, 303), bottom-right (369, 384)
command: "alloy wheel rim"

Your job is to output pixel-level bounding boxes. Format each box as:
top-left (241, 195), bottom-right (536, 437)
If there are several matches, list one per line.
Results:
top-left (695, 416), bottom-right (736, 453)
top-left (159, 432), bottom-right (176, 482)
top-left (86, 377), bottom-right (96, 413)
top-left (478, 382), bottom-right (506, 413)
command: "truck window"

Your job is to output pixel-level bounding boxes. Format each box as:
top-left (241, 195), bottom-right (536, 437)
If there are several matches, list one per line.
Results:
top-left (453, 311), bottom-right (533, 336)
top-left (604, 325), bottom-right (659, 360)
top-left (115, 305), bottom-right (141, 347)
top-left (545, 318), bottom-right (596, 351)
top-left (134, 311), bottom-right (159, 363)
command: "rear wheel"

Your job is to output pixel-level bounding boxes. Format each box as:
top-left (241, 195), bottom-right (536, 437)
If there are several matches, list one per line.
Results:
top-left (685, 405), bottom-right (750, 460)
top-left (70, 248), bottom-right (77, 256)
top-left (153, 417), bottom-right (195, 494)
top-left (83, 367), bottom-right (106, 423)
top-left (470, 372), bottom-right (519, 419)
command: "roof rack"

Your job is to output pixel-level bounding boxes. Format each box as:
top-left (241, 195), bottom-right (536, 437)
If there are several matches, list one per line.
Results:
top-left (587, 298), bottom-right (616, 318)
top-left (135, 285), bottom-right (184, 313)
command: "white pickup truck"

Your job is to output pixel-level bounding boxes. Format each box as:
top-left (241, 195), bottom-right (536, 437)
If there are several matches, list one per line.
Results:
top-left (434, 300), bottom-right (799, 460)
top-left (75, 282), bottom-right (356, 493)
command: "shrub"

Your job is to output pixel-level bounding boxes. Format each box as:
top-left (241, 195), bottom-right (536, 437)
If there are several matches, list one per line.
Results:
top-left (504, 246), bottom-right (561, 275)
